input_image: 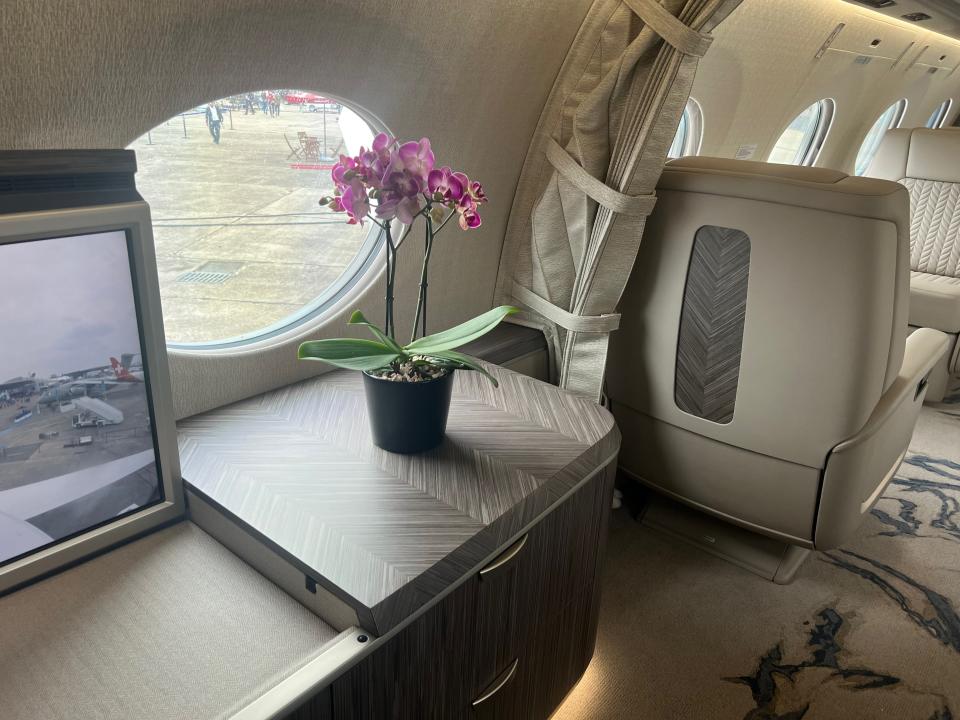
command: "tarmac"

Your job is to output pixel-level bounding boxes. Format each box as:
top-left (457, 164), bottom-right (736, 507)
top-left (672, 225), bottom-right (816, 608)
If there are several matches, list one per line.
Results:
top-left (0, 382), bottom-right (160, 550)
top-left (130, 99), bottom-right (371, 344)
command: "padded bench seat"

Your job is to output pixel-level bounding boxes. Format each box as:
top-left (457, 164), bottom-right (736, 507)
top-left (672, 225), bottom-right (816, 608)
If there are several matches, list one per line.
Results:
top-left (0, 522), bottom-right (361, 720)
top-left (910, 271), bottom-right (960, 333)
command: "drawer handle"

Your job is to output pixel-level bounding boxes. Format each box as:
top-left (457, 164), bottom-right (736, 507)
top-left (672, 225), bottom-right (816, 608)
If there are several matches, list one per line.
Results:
top-left (479, 534), bottom-right (528, 579)
top-left (471, 658), bottom-right (519, 707)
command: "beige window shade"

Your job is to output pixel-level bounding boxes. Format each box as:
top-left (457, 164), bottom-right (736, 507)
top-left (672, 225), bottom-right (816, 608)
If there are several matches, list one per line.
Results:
top-left (495, 0), bottom-right (741, 401)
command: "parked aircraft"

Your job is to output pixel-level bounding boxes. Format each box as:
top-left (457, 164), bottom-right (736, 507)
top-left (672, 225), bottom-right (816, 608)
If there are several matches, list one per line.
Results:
top-left (0, 450), bottom-right (156, 564)
top-left (110, 357), bottom-right (144, 382)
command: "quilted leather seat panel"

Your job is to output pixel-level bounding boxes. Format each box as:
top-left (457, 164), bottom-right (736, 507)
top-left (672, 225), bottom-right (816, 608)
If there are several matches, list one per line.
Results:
top-left (902, 177), bottom-right (960, 278)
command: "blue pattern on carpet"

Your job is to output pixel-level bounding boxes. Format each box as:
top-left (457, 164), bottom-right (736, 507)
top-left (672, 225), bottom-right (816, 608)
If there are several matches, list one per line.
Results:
top-left (728, 608), bottom-right (951, 719)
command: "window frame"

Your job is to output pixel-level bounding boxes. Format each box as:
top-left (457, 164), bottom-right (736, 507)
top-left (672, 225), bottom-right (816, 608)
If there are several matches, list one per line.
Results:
top-left (667, 97), bottom-right (704, 159)
top-left (767, 98), bottom-right (836, 167)
top-left (925, 98), bottom-right (954, 129)
top-left (854, 98), bottom-right (908, 176)
top-left (134, 93), bottom-right (390, 352)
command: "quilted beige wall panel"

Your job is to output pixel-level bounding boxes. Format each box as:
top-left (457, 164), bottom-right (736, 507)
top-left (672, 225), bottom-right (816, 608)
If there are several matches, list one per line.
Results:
top-left (0, 0), bottom-right (591, 418)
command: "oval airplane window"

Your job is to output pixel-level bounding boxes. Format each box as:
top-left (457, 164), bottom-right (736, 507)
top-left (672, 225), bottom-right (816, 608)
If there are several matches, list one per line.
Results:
top-left (925, 98), bottom-right (954, 129)
top-left (854, 99), bottom-right (908, 176)
top-left (128, 90), bottom-right (382, 346)
top-left (667, 97), bottom-right (704, 159)
top-left (767, 98), bottom-right (835, 166)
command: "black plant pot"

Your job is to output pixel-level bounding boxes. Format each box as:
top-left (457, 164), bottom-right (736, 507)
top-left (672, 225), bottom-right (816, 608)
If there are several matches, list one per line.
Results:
top-left (362, 369), bottom-right (455, 453)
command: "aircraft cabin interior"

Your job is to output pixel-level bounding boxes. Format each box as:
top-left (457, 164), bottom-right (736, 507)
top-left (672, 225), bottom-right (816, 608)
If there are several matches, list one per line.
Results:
top-left (2, 0), bottom-right (960, 717)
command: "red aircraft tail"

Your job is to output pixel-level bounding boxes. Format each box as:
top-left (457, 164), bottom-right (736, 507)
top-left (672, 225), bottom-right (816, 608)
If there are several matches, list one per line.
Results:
top-left (110, 357), bottom-right (136, 381)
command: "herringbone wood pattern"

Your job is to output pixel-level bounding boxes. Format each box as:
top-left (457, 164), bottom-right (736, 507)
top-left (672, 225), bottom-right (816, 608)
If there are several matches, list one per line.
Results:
top-left (178, 362), bottom-right (618, 633)
top-left (675, 225), bottom-right (751, 424)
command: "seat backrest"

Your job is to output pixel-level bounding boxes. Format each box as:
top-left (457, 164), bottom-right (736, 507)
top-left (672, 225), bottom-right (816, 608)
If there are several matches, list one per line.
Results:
top-left (606, 158), bottom-right (910, 470)
top-left (867, 127), bottom-right (960, 280)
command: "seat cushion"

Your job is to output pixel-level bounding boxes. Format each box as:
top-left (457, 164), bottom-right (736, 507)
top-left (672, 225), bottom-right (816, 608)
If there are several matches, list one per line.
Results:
top-left (910, 271), bottom-right (960, 332)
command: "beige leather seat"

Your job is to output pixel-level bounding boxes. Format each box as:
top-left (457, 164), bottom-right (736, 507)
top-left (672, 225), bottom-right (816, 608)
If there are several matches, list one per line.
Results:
top-left (866, 127), bottom-right (960, 401)
top-left (606, 158), bottom-right (948, 567)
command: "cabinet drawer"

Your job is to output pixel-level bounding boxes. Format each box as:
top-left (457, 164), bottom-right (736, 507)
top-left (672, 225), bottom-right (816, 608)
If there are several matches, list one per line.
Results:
top-left (330, 575), bottom-right (482, 719)
top-left (328, 465), bottom-right (614, 720)
top-left (471, 583), bottom-right (601, 720)
top-left (511, 464), bottom-right (614, 621)
top-left (470, 464), bottom-right (614, 695)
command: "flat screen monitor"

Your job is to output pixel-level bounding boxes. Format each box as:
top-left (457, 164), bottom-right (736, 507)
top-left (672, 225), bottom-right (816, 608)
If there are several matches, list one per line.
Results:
top-left (0, 201), bottom-right (182, 593)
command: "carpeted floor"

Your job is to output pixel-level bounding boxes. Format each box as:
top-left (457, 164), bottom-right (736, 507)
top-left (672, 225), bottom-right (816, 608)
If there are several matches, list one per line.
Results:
top-left (555, 381), bottom-right (960, 719)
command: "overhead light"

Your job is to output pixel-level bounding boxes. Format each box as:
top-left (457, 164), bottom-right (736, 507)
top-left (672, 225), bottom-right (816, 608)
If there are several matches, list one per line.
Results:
top-left (901, 11), bottom-right (932, 21)
top-left (857, 0), bottom-right (896, 7)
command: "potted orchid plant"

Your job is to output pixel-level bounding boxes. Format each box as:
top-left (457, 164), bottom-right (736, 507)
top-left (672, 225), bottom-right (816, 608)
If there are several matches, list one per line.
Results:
top-left (298, 133), bottom-right (517, 453)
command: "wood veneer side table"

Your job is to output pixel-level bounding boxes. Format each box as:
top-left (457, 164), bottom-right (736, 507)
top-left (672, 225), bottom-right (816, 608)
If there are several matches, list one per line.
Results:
top-left (178, 362), bottom-right (619, 719)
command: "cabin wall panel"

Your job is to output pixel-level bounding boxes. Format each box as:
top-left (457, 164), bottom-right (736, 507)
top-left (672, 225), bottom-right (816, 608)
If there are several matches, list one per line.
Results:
top-left (0, 0), bottom-right (593, 419)
top-left (693, 0), bottom-right (960, 170)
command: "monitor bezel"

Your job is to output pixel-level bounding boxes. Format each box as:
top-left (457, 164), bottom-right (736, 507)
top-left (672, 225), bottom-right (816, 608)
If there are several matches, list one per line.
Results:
top-left (0, 201), bottom-right (184, 594)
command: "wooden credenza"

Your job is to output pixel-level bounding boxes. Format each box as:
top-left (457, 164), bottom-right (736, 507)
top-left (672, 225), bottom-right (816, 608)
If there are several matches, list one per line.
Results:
top-left (321, 468), bottom-right (614, 719)
top-left (178, 362), bottom-right (619, 720)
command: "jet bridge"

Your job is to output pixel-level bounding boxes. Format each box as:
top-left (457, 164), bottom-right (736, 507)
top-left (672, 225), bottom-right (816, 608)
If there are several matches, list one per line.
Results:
top-left (72, 397), bottom-right (124, 426)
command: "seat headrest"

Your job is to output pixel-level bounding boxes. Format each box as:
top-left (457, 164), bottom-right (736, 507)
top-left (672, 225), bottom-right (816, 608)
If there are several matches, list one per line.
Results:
top-left (660, 156), bottom-right (908, 226)
top-left (866, 127), bottom-right (960, 183)
top-left (666, 156), bottom-right (848, 184)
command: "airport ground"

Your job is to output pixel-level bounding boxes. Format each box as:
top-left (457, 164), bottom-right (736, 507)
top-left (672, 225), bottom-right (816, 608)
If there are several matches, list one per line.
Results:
top-left (0, 384), bottom-right (154, 492)
top-left (0, 384), bottom-right (159, 542)
top-left (130, 99), bottom-right (370, 344)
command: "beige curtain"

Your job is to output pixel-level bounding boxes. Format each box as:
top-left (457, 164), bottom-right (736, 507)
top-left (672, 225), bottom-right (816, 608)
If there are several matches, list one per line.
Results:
top-left (495, 0), bottom-right (741, 401)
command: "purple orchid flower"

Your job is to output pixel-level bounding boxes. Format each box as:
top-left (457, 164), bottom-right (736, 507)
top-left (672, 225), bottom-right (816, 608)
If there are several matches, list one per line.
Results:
top-left (395, 195), bottom-right (425, 225)
top-left (456, 194), bottom-right (482, 230)
top-left (340, 178), bottom-right (370, 225)
top-left (382, 168), bottom-right (422, 198)
top-left (397, 138), bottom-right (435, 183)
top-left (459, 208), bottom-right (482, 230)
top-left (468, 180), bottom-right (487, 204)
top-left (331, 154), bottom-right (357, 187)
top-left (323, 136), bottom-right (483, 230)
top-left (427, 166), bottom-right (465, 203)
top-left (375, 191), bottom-right (399, 221)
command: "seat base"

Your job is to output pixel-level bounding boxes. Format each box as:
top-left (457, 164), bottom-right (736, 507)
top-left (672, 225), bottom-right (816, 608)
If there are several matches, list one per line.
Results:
top-left (910, 325), bottom-right (959, 403)
top-left (909, 271), bottom-right (960, 333)
top-left (638, 492), bottom-right (812, 584)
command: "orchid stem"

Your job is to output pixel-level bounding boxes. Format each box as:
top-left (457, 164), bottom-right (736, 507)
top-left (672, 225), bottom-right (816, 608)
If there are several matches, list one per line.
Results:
top-left (423, 217), bottom-right (434, 338)
top-left (384, 225), bottom-right (396, 339)
top-left (410, 211), bottom-right (435, 344)
top-left (434, 209), bottom-right (457, 235)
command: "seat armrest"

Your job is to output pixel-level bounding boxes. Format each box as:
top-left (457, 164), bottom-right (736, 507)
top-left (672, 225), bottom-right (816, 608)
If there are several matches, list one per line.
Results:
top-left (833, 327), bottom-right (949, 454)
top-left (814, 328), bottom-right (948, 549)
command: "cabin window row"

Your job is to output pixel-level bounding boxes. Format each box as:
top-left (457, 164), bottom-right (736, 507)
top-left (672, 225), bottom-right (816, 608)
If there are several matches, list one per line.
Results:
top-left (670, 96), bottom-right (953, 174)
top-left (134, 90), bottom-right (954, 349)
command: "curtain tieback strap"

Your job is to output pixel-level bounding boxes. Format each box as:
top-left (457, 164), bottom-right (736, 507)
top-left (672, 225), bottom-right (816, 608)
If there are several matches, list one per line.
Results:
top-left (622, 0), bottom-right (713, 57)
top-left (513, 282), bottom-right (621, 333)
top-left (545, 138), bottom-right (657, 218)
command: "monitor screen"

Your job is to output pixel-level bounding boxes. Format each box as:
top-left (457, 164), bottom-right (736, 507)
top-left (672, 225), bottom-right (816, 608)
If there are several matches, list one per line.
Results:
top-left (0, 230), bottom-right (164, 567)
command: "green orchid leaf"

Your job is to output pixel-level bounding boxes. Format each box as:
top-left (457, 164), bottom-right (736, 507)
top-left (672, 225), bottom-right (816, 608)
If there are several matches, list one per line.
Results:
top-left (425, 350), bottom-right (499, 387)
top-left (298, 338), bottom-right (401, 371)
top-left (348, 310), bottom-right (406, 355)
top-left (405, 306), bottom-right (519, 355)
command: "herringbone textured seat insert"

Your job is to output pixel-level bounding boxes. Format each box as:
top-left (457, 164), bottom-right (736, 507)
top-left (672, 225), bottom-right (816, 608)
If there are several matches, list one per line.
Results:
top-left (902, 177), bottom-right (960, 278)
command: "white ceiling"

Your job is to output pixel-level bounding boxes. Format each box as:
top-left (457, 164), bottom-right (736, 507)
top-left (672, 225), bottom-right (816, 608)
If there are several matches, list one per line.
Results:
top-left (844, 0), bottom-right (960, 40)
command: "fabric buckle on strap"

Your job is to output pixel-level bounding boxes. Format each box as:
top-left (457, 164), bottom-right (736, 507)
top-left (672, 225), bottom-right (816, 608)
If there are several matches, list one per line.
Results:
top-left (622, 0), bottom-right (713, 57)
top-left (512, 283), bottom-right (621, 333)
top-left (545, 138), bottom-right (657, 218)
